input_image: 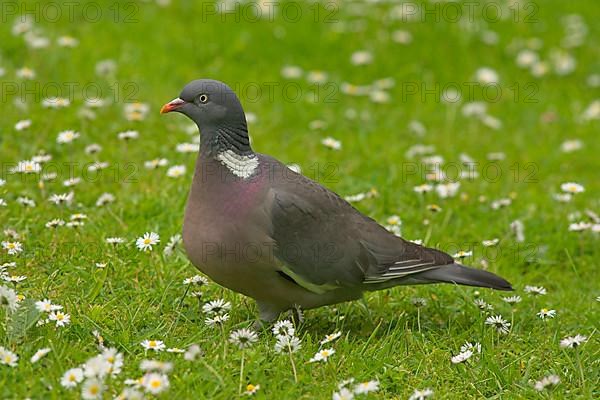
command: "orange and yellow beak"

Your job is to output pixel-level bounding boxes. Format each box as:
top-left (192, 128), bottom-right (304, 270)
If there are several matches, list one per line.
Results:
top-left (160, 98), bottom-right (186, 114)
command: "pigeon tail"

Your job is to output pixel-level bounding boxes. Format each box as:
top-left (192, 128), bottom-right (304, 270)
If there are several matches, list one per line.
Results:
top-left (414, 263), bottom-right (513, 291)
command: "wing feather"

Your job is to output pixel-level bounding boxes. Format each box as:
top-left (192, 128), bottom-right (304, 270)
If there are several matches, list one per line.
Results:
top-left (262, 155), bottom-right (454, 292)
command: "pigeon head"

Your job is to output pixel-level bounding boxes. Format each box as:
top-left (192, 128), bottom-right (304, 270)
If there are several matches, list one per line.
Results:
top-left (161, 79), bottom-right (251, 154)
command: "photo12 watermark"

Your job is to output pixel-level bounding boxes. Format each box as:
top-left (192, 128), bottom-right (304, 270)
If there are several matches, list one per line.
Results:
top-left (1, 2), bottom-right (139, 24)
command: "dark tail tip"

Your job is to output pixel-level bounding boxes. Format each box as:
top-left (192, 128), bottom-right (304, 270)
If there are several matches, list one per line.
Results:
top-left (416, 263), bottom-right (513, 291)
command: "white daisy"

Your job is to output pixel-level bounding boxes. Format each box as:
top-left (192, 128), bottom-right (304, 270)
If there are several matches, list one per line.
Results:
top-left (176, 143), bottom-right (200, 153)
top-left (482, 238), bottom-right (500, 247)
top-left (202, 299), bottom-right (231, 315)
top-left (0, 286), bottom-right (19, 312)
top-left (85, 143), bottom-right (103, 154)
top-left (14, 119), bottom-right (31, 131)
top-left (35, 299), bottom-right (63, 313)
top-left (537, 308), bottom-right (557, 320)
top-left (274, 335), bottom-right (301, 354)
top-left (57, 130), bottom-right (80, 144)
top-left (163, 234), bottom-right (182, 256)
top-left (43, 97), bottom-right (71, 108)
top-left (280, 65), bottom-right (303, 79)
top-left (3, 275), bottom-right (26, 284)
top-left (102, 348), bottom-right (124, 375)
top-left (475, 67), bottom-right (499, 84)
top-left (451, 350), bottom-right (473, 364)
top-left (560, 182), bottom-right (584, 194)
top-left (57, 35), bottom-right (79, 47)
top-left (141, 340), bottom-right (166, 352)
top-left (460, 342), bottom-right (482, 354)
top-left (560, 139), bottom-right (583, 153)
top-left (205, 314), bottom-right (230, 327)
top-left (30, 347), bottom-right (51, 363)
top-left (353, 380), bottom-right (379, 394)
top-left (140, 360), bottom-right (173, 373)
top-left (144, 158), bottom-right (169, 169)
top-left (106, 237), bottom-right (125, 245)
top-left (524, 285), bottom-right (547, 296)
top-left (136, 232), bottom-right (160, 252)
top-left (2, 241), bottom-right (23, 255)
top-left (485, 315), bottom-right (511, 334)
top-left (16, 67), bottom-right (36, 79)
top-left (272, 320), bottom-right (295, 337)
top-left (166, 165), bottom-right (186, 178)
top-left (0, 347), bottom-right (19, 367)
top-left (502, 295), bottom-right (522, 305)
top-left (413, 184), bottom-right (433, 194)
top-left (63, 177), bottom-right (81, 187)
top-left (183, 344), bottom-right (203, 361)
top-left (61, 367), bottom-right (84, 388)
top-left (553, 193), bottom-right (572, 203)
top-left (320, 331), bottom-right (342, 345)
top-left (48, 192), bottom-right (74, 206)
top-left (243, 383), bottom-right (260, 396)
top-left (350, 50), bottom-right (373, 66)
top-left (411, 297), bottom-right (427, 308)
top-left (560, 334), bottom-right (587, 349)
top-left (333, 388), bottom-right (354, 400)
top-left (96, 193), bottom-right (115, 207)
top-left (229, 329), bottom-right (258, 349)
top-left (474, 299), bottom-right (493, 311)
top-left (409, 388), bottom-right (434, 400)
top-left (321, 137), bottom-right (342, 150)
top-left (81, 378), bottom-right (104, 399)
top-left (117, 130), bottom-right (139, 140)
top-left (49, 311), bottom-right (71, 327)
top-left (534, 374), bottom-right (560, 391)
top-left (82, 355), bottom-right (112, 379)
top-left (166, 348), bottom-right (185, 354)
top-left (309, 348), bottom-right (335, 362)
top-left (183, 275), bottom-right (209, 286)
top-left (10, 160), bottom-right (41, 174)
top-left (452, 250), bottom-right (473, 259)
top-left (18, 191), bottom-right (35, 205)
top-left (46, 219), bottom-right (66, 228)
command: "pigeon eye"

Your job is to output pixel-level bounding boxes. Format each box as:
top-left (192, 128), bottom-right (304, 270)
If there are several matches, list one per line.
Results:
top-left (198, 94), bottom-right (208, 104)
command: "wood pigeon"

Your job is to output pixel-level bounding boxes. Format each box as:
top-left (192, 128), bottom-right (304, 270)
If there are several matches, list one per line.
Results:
top-left (161, 79), bottom-right (512, 323)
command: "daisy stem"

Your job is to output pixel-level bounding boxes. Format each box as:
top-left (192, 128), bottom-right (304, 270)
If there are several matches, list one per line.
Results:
top-left (510, 310), bottom-right (514, 334)
top-left (199, 357), bottom-right (225, 387)
top-left (417, 308), bottom-right (421, 333)
top-left (239, 349), bottom-right (245, 394)
top-left (287, 344), bottom-right (298, 383)
top-left (575, 350), bottom-right (585, 387)
top-left (221, 324), bottom-right (228, 360)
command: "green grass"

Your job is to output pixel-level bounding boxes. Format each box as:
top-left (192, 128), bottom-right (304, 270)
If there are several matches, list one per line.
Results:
top-left (1, 0), bottom-right (599, 398)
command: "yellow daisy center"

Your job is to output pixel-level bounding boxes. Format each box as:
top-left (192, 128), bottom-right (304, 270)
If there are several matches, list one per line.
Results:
top-left (150, 380), bottom-right (161, 389)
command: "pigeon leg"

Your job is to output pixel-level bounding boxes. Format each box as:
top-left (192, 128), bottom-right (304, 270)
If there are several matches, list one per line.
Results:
top-left (256, 301), bottom-right (282, 325)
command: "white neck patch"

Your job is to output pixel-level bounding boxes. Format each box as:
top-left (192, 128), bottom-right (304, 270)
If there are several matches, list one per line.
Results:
top-left (216, 150), bottom-right (259, 178)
